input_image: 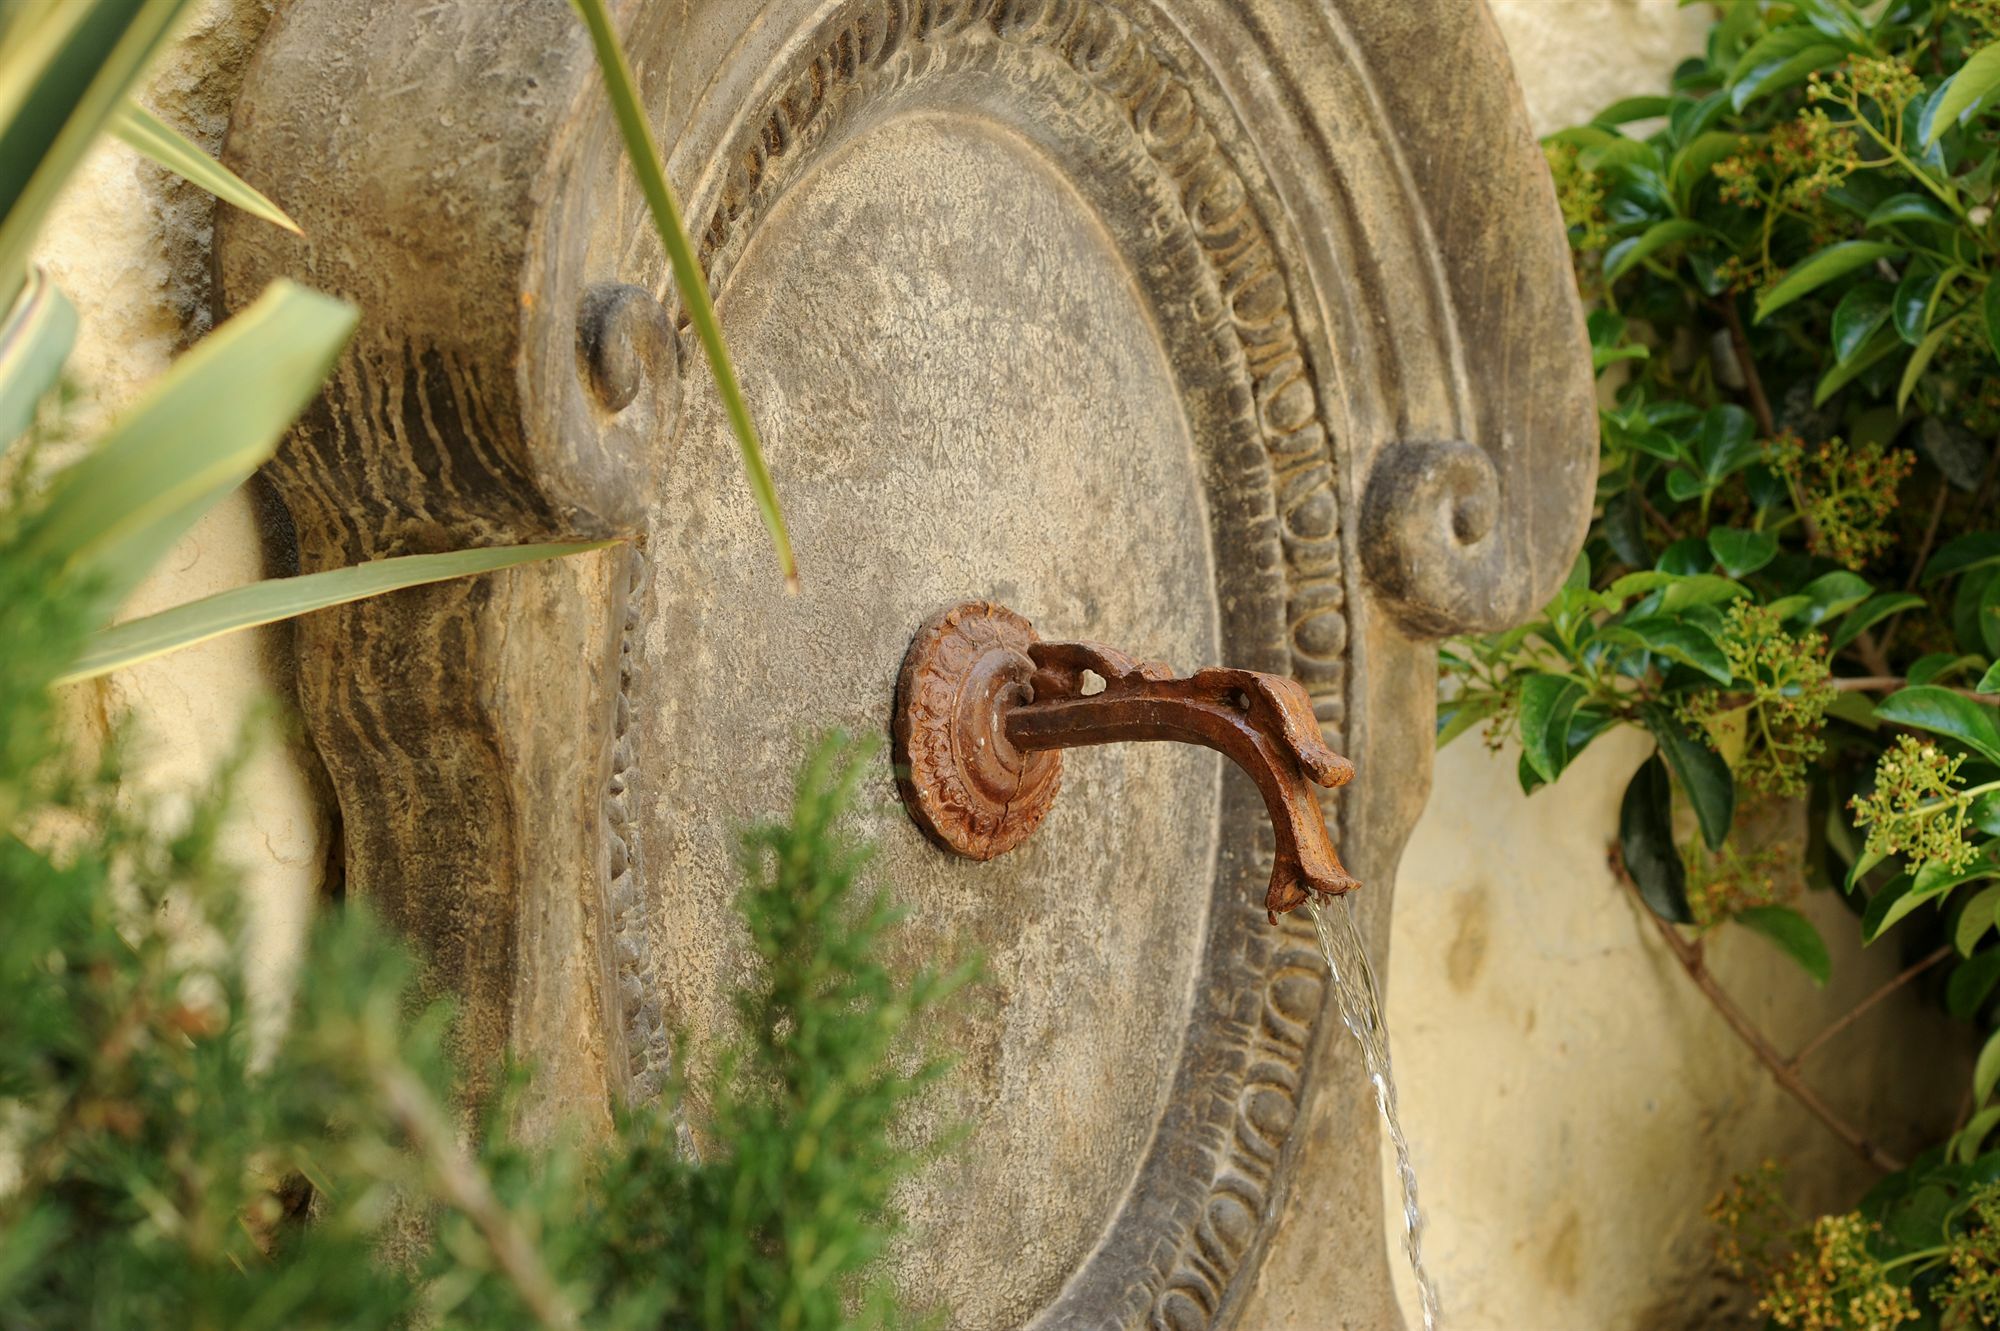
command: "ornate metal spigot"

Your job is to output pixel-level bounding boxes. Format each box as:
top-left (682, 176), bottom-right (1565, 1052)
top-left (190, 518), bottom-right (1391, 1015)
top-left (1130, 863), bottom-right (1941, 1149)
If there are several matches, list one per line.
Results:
top-left (892, 601), bottom-right (1359, 921)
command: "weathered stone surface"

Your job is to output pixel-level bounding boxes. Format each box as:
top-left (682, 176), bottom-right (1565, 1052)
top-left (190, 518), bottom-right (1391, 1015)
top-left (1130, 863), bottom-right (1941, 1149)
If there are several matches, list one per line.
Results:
top-left (216, 1), bottom-right (1593, 1325)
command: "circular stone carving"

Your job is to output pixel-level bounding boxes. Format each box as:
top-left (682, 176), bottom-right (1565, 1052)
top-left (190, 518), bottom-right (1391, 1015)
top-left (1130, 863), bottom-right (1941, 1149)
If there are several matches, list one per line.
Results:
top-left (892, 602), bottom-right (1063, 861)
top-left (216, 0), bottom-right (1598, 1326)
top-left (605, 16), bottom-right (1335, 1323)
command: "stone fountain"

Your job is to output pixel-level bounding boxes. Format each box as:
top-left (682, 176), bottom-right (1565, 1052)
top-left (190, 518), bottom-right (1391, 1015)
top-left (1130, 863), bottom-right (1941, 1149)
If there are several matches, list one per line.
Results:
top-left (216, 1), bottom-right (1593, 1324)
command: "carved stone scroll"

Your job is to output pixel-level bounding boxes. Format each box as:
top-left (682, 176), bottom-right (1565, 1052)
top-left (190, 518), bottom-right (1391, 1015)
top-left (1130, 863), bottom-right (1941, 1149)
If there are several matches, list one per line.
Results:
top-left (217, 1), bottom-right (1592, 1325)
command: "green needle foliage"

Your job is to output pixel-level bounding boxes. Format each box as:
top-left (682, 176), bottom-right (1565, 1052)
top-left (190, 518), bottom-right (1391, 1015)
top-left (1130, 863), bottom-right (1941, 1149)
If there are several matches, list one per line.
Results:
top-left (0, 534), bottom-right (962, 1328)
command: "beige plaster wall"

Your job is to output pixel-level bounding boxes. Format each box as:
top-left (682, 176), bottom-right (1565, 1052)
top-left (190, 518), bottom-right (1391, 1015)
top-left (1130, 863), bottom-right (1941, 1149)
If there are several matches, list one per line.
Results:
top-left (37, 2), bottom-right (1968, 1328)
top-left (1375, 4), bottom-right (1969, 1328)
top-left (33, 0), bottom-right (320, 1026)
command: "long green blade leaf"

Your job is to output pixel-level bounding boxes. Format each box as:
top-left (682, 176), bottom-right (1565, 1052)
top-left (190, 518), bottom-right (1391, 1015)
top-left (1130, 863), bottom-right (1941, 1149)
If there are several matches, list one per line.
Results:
top-left (0, 263), bottom-right (75, 449)
top-left (60, 540), bottom-right (615, 684)
top-left (19, 278), bottom-right (356, 618)
top-left (570, 0), bottom-right (796, 593)
top-left (110, 100), bottom-right (299, 233)
top-left (0, 0), bottom-right (191, 309)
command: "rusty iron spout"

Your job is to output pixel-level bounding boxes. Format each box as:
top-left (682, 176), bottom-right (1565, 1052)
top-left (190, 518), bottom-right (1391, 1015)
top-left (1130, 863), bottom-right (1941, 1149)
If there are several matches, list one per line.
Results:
top-left (890, 602), bottom-right (1359, 922)
top-left (1005, 641), bottom-right (1358, 921)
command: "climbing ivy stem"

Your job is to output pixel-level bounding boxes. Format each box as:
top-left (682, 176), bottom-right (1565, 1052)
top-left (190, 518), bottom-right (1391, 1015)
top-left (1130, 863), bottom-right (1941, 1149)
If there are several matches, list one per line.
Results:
top-left (1615, 858), bottom-right (1907, 1173)
top-left (1716, 297), bottom-right (1777, 441)
top-left (1788, 945), bottom-right (1953, 1072)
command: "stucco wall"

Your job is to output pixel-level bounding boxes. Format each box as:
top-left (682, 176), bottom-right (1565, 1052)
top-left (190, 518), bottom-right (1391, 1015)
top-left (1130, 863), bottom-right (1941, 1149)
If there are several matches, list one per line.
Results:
top-left (35, 0), bottom-right (321, 1030)
top-left (35, 1), bottom-right (1968, 1327)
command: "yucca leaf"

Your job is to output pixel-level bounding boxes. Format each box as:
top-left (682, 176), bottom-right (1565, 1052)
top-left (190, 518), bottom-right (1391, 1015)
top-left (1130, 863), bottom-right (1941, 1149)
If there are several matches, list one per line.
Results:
top-left (18, 278), bottom-right (356, 618)
top-left (0, 0), bottom-right (192, 310)
top-left (570, 0), bottom-right (797, 593)
top-left (0, 263), bottom-right (74, 449)
top-left (61, 540), bottom-right (616, 684)
top-left (110, 100), bottom-right (299, 233)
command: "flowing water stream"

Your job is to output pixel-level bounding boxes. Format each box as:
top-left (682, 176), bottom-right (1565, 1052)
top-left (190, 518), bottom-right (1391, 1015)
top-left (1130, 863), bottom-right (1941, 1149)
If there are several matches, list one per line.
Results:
top-left (1307, 896), bottom-right (1441, 1331)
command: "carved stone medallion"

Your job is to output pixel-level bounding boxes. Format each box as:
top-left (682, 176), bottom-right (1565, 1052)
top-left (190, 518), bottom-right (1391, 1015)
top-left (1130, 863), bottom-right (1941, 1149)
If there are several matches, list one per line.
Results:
top-left (217, 1), bottom-right (1593, 1326)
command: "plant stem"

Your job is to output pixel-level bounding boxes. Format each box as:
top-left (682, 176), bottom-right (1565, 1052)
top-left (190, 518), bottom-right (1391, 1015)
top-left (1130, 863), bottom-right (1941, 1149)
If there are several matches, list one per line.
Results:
top-left (1616, 860), bottom-right (1906, 1173)
top-left (373, 1061), bottom-right (579, 1331)
top-left (1718, 297), bottom-right (1777, 441)
top-left (1906, 484), bottom-right (1950, 594)
top-left (1789, 945), bottom-right (1951, 1070)
top-left (1833, 675), bottom-right (1994, 700)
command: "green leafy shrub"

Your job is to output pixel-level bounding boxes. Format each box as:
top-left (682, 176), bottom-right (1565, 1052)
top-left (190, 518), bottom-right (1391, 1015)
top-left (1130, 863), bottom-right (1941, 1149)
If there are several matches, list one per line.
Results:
top-left (1, 573), bottom-right (961, 1329)
top-left (1442, 0), bottom-right (2000, 1318)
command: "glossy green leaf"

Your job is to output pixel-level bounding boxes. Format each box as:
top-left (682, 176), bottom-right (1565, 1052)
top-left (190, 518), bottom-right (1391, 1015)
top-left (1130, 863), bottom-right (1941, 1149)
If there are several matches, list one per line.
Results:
top-left (1736, 905), bottom-right (1830, 985)
top-left (1606, 570), bottom-right (1681, 604)
top-left (1956, 1105), bottom-right (2000, 1163)
top-left (1794, 0), bottom-right (1869, 46)
top-left (1979, 1027), bottom-right (2000, 1105)
top-left (1980, 661), bottom-right (2000, 695)
top-left (1913, 845), bottom-right (2000, 900)
top-left (1899, 314), bottom-right (1962, 411)
top-left (1983, 575), bottom-right (2000, 660)
top-left (1866, 192), bottom-right (1959, 229)
top-left (1960, 887), bottom-right (2000, 959)
top-left (1518, 673), bottom-right (1586, 784)
top-left (1605, 219), bottom-right (1712, 282)
top-left (1874, 686), bottom-right (2000, 767)
top-left (1814, 324), bottom-right (1903, 406)
top-left (1831, 592), bottom-right (1926, 652)
top-left (1925, 532), bottom-right (2000, 585)
top-left (0, 264), bottom-right (74, 448)
top-left (1727, 29), bottom-right (1848, 111)
top-left (0, 0), bottom-right (191, 310)
top-left (1620, 754), bottom-right (1693, 923)
top-left (1659, 573), bottom-right (1750, 612)
top-left (1791, 570), bottom-right (1874, 627)
top-left (1577, 135), bottom-right (1660, 176)
top-left (1911, 652), bottom-right (1986, 687)
top-left (1707, 527), bottom-right (1777, 577)
top-left (1862, 874), bottom-right (1919, 942)
top-left (1950, 946), bottom-right (2000, 1015)
top-left (1609, 616), bottom-right (1732, 683)
top-left (1985, 276), bottom-right (2000, 364)
top-left (1669, 91), bottom-right (1729, 148)
top-left (1670, 129), bottom-right (1742, 213)
top-left (1846, 839), bottom-right (1891, 894)
top-left (16, 280), bottom-right (357, 619)
top-left (1962, 570), bottom-right (2000, 655)
top-left (60, 541), bottom-right (617, 684)
top-left (1756, 242), bottom-right (1904, 324)
top-left (1664, 467), bottom-right (1709, 502)
top-left (1695, 403), bottom-right (1760, 480)
top-left (1436, 693), bottom-right (1501, 750)
top-left (1925, 42), bottom-right (2000, 146)
top-left (571, 0), bottom-right (797, 592)
top-left (1831, 282), bottom-right (1894, 364)
top-left (1588, 308), bottom-right (1649, 369)
top-left (109, 101), bottom-right (299, 234)
top-left (1642, 702), bottom-right (1735, 850)
top-left (1896, 265), bottom-right (1944, 341)
top-left (1594, 95), bottom-right (1674, 126)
